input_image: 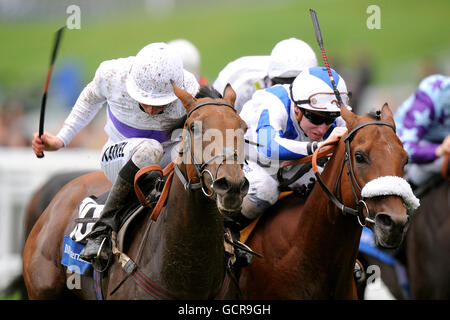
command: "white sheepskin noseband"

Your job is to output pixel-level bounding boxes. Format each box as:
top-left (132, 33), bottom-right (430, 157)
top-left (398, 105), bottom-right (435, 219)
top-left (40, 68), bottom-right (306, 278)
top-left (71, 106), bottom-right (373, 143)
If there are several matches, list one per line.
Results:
top-left (361, 176), bottom-right (420, 210)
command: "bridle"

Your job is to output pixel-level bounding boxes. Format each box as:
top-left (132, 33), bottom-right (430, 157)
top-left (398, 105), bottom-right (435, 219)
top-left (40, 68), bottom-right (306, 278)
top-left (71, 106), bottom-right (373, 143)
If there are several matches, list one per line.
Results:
top-left (174, 100), bottom-right (240, 198)
top-left (112, 100), bottom-right (243, 300)
top-left (313, 120), bottom-right (396, 227)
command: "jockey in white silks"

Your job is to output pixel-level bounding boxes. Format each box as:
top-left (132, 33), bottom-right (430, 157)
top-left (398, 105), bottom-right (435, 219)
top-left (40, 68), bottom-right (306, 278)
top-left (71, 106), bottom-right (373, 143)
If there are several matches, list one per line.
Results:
top-left (213, 38), bottom-right (318, 113)
top-left (32, 42), bottom-right (199, 264)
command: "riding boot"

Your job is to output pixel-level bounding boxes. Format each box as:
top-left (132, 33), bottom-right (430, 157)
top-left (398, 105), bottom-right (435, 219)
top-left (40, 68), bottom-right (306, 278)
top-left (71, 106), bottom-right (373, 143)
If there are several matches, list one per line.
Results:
top-left (79, 160), bottom-right (140, 265)
top-left (224, 197), bottom-right (262, 268)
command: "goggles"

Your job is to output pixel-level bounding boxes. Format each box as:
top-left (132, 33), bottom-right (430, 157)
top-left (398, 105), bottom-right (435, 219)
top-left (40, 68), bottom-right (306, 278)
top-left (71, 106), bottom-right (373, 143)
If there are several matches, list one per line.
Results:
top-left (293, 92), bottom-right (351, 110)
top-left (300, 108), bottom-right (339, 125)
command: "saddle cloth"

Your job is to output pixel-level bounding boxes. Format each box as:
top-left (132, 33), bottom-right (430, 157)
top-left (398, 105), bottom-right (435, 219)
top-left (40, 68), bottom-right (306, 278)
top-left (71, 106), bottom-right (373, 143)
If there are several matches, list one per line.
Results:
top-left (69, 196), bottom-right (105, 243)
top-left (61, 193), bottom-right (143, 275)
top-left (62, 195), bottom-right (108, 275)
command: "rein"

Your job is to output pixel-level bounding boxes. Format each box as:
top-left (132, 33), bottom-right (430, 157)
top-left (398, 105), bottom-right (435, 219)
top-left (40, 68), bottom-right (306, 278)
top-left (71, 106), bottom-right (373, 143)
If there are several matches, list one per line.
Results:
top-left (120, 100), bottom-right (240, 299)
top-left (313, 121), bottom-right (395, 226)
top-left (282, 120), bottom-right (396, 227)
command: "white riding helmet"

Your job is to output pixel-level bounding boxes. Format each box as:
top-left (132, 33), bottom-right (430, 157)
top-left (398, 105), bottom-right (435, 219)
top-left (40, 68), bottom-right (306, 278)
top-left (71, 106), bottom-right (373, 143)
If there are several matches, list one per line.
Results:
top-left (267, 38), bottom-right (318, 79)
top-left (168, 39), bottom-right (201, 76)
top-left (290, 66), bottom-right (350, 113)
top-left (126, 42), bottom-right (198, 106)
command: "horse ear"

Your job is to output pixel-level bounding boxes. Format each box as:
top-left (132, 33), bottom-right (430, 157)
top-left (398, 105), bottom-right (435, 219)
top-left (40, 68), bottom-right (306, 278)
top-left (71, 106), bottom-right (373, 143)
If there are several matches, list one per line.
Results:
top-left (380, 103), bottom-right (396, 127)
top-left (223, 83), bottom-right (236, 107)
top-left (340, 104), bottom-right (358, 130)
top-left (171, 80), bottom-right (197, 112)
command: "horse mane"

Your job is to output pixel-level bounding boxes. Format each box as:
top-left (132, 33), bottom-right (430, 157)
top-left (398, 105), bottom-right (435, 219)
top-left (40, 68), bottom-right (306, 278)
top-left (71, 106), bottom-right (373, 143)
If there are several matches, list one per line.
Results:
top-left (366, 110), bottom-right (381, 120)
top-left (165, 85), bottom-right (223, 140)
top-left (195, 85), bottom-right (223, 99)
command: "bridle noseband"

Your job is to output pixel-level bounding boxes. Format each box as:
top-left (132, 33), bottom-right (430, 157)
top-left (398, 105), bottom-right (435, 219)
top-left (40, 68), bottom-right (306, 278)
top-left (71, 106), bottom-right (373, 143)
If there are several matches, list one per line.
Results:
top-left (315, 120), bottom-right (396, 227)
top-left (175, 100), bottom-right (240, 198)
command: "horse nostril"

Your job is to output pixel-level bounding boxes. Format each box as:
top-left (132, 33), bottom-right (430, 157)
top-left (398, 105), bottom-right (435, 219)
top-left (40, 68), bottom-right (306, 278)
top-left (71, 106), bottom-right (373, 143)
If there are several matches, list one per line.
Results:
top-left (213, 177), bottom-right (231, 195)
top-left (375, 213), bottom-right (393, 229)
top-left (240, 178), bottom-right (249, 194)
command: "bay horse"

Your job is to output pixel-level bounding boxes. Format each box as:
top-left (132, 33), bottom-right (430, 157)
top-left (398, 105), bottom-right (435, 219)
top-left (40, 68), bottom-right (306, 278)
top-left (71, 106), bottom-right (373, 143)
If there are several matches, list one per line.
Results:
top-left (239, 103), bottom-right (416, 299)
top-left (23, 83), bottom-right (249, 299)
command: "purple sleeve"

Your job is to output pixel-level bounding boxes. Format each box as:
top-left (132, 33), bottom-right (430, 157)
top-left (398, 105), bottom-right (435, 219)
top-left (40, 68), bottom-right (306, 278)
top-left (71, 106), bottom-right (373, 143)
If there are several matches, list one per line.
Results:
top-left (400, 90), bottom-right (439, 163)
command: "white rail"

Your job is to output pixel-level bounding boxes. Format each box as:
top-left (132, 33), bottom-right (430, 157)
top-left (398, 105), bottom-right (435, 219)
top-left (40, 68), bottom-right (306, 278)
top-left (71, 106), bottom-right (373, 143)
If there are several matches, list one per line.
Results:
top-left (0, 147), bottom-right (101, 290)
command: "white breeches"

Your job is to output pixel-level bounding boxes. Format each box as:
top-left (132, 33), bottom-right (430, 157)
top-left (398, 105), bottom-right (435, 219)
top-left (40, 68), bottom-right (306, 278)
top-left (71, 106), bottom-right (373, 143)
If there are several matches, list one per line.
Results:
top-left (243, 160), bottom-right (321, 215)
top-left (404, 157), bottom-right (444, 186)
top-left (100, 138), bottom-right (163, 184)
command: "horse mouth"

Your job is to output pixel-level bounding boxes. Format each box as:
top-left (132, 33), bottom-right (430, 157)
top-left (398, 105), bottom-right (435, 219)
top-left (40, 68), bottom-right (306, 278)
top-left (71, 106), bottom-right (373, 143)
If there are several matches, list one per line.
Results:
top-left (373, 226), bottom-right (407, 249)
top-left (216, 198), bottom-right (242, 216)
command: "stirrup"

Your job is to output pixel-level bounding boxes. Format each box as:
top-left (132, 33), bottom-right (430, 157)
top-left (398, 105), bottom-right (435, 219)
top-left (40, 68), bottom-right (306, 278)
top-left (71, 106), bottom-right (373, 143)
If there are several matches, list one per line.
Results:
top-left (354, 259), bottom-right (365, 283)
top-left (224, 229), bottom-right (262, 258)
top-left (91, 237), bottom-right (113, 273)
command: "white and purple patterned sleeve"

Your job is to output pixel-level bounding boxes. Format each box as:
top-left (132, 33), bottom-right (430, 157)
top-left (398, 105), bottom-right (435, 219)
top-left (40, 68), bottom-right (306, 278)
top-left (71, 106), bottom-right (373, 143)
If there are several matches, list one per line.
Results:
top-left (395, 76), bottom-right (441, 163)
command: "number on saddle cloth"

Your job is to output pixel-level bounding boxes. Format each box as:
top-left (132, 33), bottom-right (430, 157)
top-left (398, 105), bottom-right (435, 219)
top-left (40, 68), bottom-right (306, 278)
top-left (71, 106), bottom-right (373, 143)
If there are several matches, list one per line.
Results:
top-left (69, 196), bottom-right (104, 243)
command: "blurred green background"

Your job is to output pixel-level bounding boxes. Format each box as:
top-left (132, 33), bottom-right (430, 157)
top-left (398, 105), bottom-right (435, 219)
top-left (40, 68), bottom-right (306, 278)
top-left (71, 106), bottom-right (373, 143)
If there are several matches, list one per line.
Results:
top-left (0, 0), bottom-right (449, 146)
top-left (1, 0), bottom-right (449, 94)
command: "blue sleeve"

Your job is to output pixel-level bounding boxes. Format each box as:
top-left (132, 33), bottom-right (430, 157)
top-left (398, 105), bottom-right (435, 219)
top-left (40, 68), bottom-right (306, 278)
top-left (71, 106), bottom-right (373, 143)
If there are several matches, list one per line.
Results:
top-left (256, 109), bottom-right (310, 160)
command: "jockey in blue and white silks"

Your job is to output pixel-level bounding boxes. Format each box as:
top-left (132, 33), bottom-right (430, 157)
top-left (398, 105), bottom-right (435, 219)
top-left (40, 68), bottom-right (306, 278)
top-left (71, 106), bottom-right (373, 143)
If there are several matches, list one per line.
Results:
top-left (394, 74), bottom-right (450, 186)
top-left (238, 66), bottom-right (349, 218)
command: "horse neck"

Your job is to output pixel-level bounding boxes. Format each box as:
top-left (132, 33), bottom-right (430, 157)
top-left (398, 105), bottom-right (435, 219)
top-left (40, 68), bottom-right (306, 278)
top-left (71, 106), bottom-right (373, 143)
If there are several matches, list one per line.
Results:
top-left (296, 139), bottom-right (362, 296)
top-left (155, 165), bottom-right (225, 298)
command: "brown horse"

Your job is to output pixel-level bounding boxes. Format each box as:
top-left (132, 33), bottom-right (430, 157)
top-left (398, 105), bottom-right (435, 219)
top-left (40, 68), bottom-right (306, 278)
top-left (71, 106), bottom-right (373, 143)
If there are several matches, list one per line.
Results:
top-left (357, 178), bottom-right (449, 300)
top-left (239, 104), bottom-right (413, 299)
top-left (364, 177), bottom-right (450, 299)
top-left (23, 83), bottom-right (249, 299)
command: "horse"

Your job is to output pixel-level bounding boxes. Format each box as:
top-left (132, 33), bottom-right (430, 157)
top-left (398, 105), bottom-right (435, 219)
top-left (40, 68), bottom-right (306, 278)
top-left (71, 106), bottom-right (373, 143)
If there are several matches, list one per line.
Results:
top-left (406, 177), bottom-right (449, 299)
top-left (23, 83), bottom-right (249, 300)
top-left (239, 103), bottom-right (415, 299)
top-left (358, 177), bottom-right (450, 299)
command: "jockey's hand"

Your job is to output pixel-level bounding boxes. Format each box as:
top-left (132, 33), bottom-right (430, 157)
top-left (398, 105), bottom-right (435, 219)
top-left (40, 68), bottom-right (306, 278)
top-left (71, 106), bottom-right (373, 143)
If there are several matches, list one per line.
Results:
top-left (436, 135), bottom-right (450, 157)
top-left (32, 131), bottom-right (64, 157)
top-left (319, 127), bottom-right (348, 148)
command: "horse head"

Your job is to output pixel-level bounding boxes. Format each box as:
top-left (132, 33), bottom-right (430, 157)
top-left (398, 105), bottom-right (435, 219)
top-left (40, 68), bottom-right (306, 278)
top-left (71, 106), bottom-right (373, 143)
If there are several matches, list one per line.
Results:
top-left (340, 103), bottom-right (417, 249)
top-left (172, 81), bottom-right (249, 216)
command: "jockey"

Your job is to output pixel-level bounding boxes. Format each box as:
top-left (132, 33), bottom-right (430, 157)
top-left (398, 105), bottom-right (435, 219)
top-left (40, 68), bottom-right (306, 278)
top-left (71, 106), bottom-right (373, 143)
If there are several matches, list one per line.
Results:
top-left (230, 66), bottom-right (350, 238)
top-left (31, 42), bottom-right (199, 264)
top-left (213, 38), bottom-right (318, 113)
top-left (394, 74), bottom-right (450, 187)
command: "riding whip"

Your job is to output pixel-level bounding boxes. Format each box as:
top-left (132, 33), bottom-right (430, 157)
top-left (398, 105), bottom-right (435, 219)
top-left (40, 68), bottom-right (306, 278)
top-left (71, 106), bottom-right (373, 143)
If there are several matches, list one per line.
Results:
top-left (309, 9), bottom-right (343, 106)
top-left (37, 26), bottom-right (65, 158)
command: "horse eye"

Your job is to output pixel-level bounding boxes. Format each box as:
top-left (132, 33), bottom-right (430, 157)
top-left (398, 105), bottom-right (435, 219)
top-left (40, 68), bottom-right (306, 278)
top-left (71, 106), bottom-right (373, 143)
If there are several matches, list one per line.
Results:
top-left (354, 151), bottom-right (367, 163)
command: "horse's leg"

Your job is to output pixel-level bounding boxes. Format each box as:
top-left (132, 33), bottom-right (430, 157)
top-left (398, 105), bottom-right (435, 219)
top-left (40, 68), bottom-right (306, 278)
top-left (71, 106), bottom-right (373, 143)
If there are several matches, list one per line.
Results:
top-left (23, 172), bottom-right (111, 299)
